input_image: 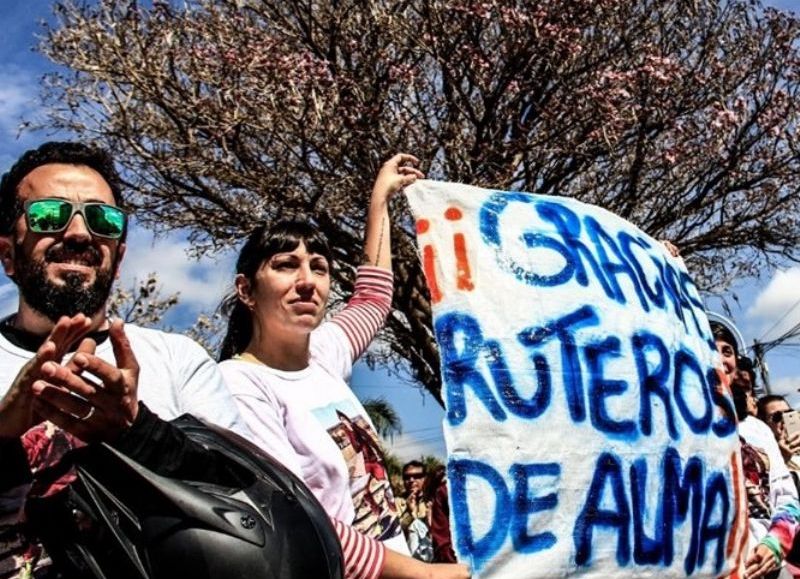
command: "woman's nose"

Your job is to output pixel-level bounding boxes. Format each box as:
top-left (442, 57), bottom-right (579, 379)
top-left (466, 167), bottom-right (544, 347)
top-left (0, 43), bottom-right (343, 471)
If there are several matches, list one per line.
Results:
top-left (295, 264), bottom-right (316, 289)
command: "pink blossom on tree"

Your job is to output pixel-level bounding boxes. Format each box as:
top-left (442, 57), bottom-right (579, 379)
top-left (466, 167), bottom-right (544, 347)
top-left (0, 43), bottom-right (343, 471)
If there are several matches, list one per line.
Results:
top-left (35, 0), bottom-right (800, 402)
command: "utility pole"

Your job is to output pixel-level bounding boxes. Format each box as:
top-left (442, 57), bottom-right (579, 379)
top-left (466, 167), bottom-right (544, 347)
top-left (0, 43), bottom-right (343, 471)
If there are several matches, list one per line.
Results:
top-left (751, 340), bottom-right (770, 395)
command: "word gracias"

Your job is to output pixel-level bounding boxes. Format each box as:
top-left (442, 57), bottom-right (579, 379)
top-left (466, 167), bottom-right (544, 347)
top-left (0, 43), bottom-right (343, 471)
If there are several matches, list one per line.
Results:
top-left (480, 192), bottom-right (707, 338)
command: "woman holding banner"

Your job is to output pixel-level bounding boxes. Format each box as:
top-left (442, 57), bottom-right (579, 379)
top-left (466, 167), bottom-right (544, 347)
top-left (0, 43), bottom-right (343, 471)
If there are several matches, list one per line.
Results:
top-left (217, 155), bottom-right (468, 578)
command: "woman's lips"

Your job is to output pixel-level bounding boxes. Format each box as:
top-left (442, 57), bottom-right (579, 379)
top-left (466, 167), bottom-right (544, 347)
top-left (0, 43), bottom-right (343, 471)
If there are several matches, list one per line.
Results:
top-left (290, 301), bottom-right (318, 315)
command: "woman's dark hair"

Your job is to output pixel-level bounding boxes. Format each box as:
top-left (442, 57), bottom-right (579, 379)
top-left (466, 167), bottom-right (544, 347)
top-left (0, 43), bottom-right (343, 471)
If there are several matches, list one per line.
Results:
top-left (737, 355), bottom-right (757, 386)
top-left (218, 220), bottom-right (332, 361)
top-left (730, 375), bottom-right (751, 422)
top-left (710, 321), bottom-right (739, 359)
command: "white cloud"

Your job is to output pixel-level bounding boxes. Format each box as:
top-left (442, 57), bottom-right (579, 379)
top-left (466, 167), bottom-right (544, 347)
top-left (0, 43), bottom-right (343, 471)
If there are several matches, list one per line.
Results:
top-left (768, 374), bottom-right (800, 407)
top-left (0, 65), bottom-right (56, 175)
top-left (0, 281), bottom-right (18, 319)
top-left (746, 266), bottom-right (800, 342)
top-left (0, 225), bottom-right (237, 324)
top-left (767, 0), bottom-right (797, 12)
top-left (119, 227), bottom-right (237, 313)
top-left (386, 429), bottom-right (447, 462)
top-left (0, 65), bottom-right (41, 141)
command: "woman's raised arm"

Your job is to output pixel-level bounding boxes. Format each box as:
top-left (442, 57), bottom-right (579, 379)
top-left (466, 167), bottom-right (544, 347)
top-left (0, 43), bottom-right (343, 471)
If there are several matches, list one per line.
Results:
top-left (363, 153), bottom-right (424, 270)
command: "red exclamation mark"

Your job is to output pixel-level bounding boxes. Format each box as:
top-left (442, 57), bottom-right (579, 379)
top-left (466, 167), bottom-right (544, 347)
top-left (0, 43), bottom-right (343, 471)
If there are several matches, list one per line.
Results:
top-left (417, 219), bottom-right (443, 304)
top-left (444, 207), bottom-right (474, 292)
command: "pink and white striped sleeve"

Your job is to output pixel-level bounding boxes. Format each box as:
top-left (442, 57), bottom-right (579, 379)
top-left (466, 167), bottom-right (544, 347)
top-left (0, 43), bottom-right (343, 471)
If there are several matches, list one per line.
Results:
top-left (330, 266), bottom-right (394, 361)
top-left (332, 518), bottom-right (387, 579)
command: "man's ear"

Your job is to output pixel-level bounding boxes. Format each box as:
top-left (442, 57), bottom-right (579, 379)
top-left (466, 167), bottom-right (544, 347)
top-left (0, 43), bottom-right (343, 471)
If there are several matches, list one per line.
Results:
top-left (0, 235), bottom-right (15, 278)
top-left (113, 242), bottom-right (127, 280)
top-left (234, 274), bottom-right (255, 310)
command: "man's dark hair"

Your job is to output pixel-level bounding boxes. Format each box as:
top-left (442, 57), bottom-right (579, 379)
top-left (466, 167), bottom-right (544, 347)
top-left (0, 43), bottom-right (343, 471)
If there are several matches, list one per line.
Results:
top-left (402, 460), bottom-right (425, 475)
top-left (757, 394), bottom-right (789, 423)
top-left (0, 142), bottom-right (124, 235)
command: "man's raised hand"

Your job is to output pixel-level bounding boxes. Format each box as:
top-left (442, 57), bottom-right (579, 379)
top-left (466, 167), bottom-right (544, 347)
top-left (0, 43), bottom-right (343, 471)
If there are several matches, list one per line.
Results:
top-left (33, 320), bottom-right (140, 443)
top-left (0, 315), bottom-right (91, 438)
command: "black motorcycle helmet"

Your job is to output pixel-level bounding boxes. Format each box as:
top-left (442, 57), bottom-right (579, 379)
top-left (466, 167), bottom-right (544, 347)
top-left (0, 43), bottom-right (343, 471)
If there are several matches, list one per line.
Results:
top-left (26, 416), bottom-right (344, 579)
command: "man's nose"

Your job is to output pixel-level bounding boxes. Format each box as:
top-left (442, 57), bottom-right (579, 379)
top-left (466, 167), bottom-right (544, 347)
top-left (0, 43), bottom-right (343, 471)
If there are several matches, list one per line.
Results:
top-left (63, 212), bottom-right (92, 243)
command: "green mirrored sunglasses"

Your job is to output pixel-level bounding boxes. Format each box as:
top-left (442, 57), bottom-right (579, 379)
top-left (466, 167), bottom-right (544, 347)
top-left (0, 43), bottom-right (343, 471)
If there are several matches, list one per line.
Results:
top-left (24, 198), bottom-right (127, 240)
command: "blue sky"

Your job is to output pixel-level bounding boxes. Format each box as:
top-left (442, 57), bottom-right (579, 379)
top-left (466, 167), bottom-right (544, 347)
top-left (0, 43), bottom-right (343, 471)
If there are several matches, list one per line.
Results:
top-left (0, 0), bottom-right (798, 461)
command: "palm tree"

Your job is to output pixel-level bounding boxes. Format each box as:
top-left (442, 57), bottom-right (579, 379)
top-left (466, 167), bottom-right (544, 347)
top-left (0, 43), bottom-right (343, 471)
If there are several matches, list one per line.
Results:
top-left (421, 455), bottom-right (444, 475)
top-left (362, 397), bottom-right (402, 440)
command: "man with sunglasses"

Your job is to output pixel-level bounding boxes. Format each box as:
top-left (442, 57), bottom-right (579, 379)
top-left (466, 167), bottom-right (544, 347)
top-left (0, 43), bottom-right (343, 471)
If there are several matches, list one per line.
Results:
top-left (758, 395), bottom-right (800, 495)
top-left (0, 142), bottom-right (470, 579)
top-left (0, 142), bottom-right (247, 578)
top-left (396, 461), bottom-right (433, 561)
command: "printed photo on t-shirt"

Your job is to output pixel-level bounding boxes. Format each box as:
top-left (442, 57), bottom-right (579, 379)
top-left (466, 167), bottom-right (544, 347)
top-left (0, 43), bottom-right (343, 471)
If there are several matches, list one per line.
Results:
top-left (314, 399), bottom-right (402, 542)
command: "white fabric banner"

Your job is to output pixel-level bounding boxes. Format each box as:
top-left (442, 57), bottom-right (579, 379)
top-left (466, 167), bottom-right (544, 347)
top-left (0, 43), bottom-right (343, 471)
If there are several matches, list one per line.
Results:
top-left (405, 180), bottom-right (746, 578)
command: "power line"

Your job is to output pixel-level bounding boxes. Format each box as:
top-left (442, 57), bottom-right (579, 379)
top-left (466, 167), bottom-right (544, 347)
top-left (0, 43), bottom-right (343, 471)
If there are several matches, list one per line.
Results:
top-left (396, 426), bottom-right (444, 435)
top-left (762, 322), bottom-right (800, 354)
top-left (757, 296), bottom-right (800, 342)
top-left (389, 433), bottom-right (447, 447)
top-left (390, 441), bottom-right (445, 452)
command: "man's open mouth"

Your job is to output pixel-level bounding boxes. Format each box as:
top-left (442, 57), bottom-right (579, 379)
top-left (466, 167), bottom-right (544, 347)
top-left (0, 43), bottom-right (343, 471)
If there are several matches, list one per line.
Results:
top-left (46, 247), bottom-right (101, 268)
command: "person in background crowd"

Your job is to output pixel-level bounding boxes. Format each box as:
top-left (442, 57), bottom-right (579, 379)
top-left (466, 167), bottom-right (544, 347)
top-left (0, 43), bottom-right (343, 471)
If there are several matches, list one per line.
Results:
top-left (759, 395), bottom-right (800, 495)
top-left (711, 320), bottom-right (799, 578)
top-left (424, 465), bottom-right (457, 564)
top-left (397, 461), bottom-right (433, 561)
top-left (738, 356), bottom-right (758, 395)
top-left (711, 322), bottom-right (795, 506)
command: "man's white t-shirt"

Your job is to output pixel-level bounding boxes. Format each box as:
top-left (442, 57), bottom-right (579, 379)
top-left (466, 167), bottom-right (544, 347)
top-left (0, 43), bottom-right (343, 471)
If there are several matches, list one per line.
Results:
top-left (0, 322), bottom-right (248, 577)
top-left (0, 323), bottom-right (246, 433)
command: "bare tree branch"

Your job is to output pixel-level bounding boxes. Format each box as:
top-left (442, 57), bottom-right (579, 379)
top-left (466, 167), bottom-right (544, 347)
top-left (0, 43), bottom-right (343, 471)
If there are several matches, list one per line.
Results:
top-left (37, 0), bottom-right (800, 403)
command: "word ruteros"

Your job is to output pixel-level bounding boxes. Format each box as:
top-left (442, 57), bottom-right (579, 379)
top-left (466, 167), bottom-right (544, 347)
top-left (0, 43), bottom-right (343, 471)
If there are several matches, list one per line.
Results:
top-left (436, 305), bottom-right (737, 574)
top-left (436, 306), bottom-right (735, 440)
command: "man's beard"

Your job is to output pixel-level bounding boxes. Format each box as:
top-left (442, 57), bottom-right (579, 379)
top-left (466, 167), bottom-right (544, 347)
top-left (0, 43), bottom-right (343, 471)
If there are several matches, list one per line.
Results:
top-left (13, 240), bottom-right (116, 322)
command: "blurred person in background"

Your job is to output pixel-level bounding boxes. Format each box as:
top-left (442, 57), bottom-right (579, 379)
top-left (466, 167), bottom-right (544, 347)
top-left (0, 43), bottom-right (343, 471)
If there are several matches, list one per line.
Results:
top-left (759, 394), bottom-right (800, 495)
top-left (712, 320), bottom-right (799, 578)
top-left (397, 461), bottom-right (433, 561)
top-left (424, 465), bottom-right (457, 564)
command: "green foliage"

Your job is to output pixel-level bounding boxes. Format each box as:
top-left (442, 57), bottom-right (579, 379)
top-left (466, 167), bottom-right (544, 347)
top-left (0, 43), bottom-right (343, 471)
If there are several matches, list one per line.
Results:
top-left (362, 397), bottom-right (402, 439)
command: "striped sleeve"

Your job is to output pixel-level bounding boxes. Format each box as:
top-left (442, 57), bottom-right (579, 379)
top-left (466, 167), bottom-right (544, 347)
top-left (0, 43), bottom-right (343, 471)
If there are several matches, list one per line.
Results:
top-left (330, 266), bottom-right (394, 361)
top-left (332, 518), bottom-right (387, 579)
top-left (763, 500), bottom-right (800, 560)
